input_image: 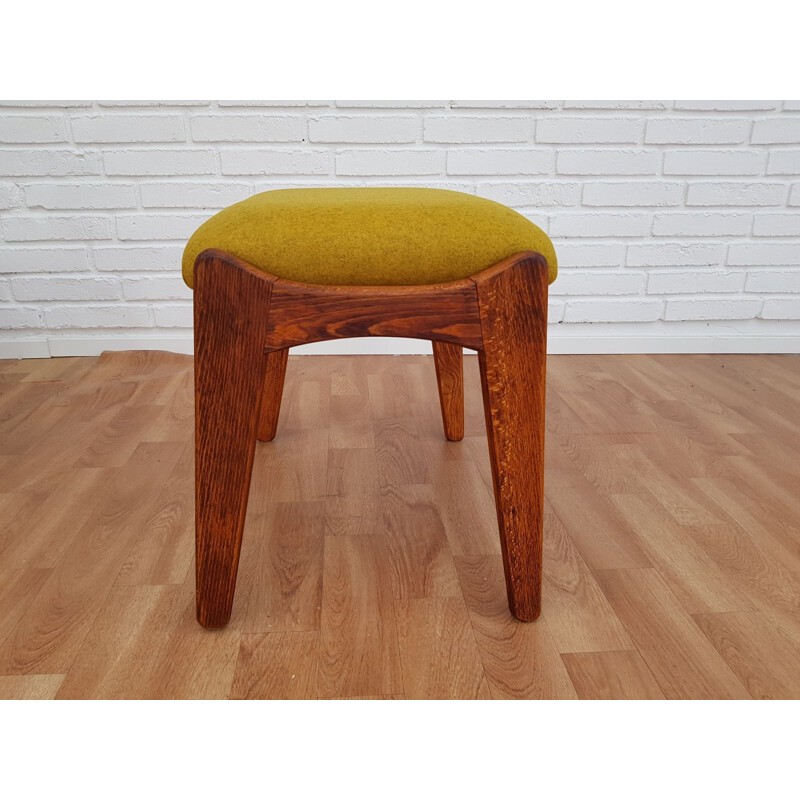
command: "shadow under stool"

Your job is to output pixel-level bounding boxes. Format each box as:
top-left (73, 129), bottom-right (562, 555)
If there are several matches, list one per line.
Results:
top-left (181, 187), bottom-right (558, 628)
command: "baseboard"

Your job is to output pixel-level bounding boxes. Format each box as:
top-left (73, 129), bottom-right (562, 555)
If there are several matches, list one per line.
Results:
top-left (2, 329), bottom-right (799, 359)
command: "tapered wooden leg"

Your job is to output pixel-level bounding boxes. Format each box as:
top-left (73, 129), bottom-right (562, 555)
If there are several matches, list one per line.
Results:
top-left (474, 254), bottom-right (549, 621)
top-left (257, 348), bottom-right (289, 442)
top-left (194, 251), bottom-right (275, 628)
top-left (432, 341), bottom-right (464, 441)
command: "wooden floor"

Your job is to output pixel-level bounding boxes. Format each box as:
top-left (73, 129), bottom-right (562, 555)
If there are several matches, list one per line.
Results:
top-left (1, 350), bottom-right (800, 700)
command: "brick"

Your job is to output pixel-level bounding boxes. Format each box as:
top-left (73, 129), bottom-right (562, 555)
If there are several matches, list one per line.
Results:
top-left (563, 101), bottom-right (670, 110)
top-left (0, 101), bottom-right (92, 108)
top-left (627, 243), bottom-right (725, 267)
top-left (549, 270), bottom-right (646, 296)
top-left (190, 115), bottom-right (303, 142)
top-left (220, 149), bottom-right (331, 175)
top-left (761, 298), bottom-right (800, 319)
top-left (745, 270), bottom-right (800, 293)
top-left (335, 149), bottom-right (442, 176)
top-left (753, 213), bottom-right (800, 236)
top-left (645, 118), bottom-right (748, 144)
top-left (550, 242), bottom-right (626, 267)
top-left (790, 184), bottom-right (800, 205)
top-left (664, 298), bottom-right (761, 321)
top-left (686, 182), bottom-right (786, 206)
top-left (140, 182), bottom-right (251, 208)
top-left (98, 101), bottom-right (210, 107)
top-left (0, 280), bottom-right (11, 301)
top-left (647, 270), bottom-right (745, 294)
top-left (752, 118), bottom-right (800, 144)
top-left (664, 149), bottom-right (766, 176)
top-left (583, 181), bottom-right (684, 206)
top-left (564, 299), bottom-right (663, 323)
top-left (116, 213), bottom-right (211, 241)
top-left (536, 117), bottom-right (642, 143)
top-left (548, 299), bottom-right (565, 323)
top-left (451, 100), bottom-right (557, 109)
top-left (44, 304), bottom-right (151, 328)
top-left (556, 149), bottom-right (660, 175)
top-left (550, 213), bottom-right (652, 237)
top-left (25, 183), bottom-right (137, 209)
top-left (122, 276), bottom-right (193, 300)
top-left (0, 115), bottom-right (68, 143)
top-left (767, 151), bottom-right (800, 175)
top-left (727, 243), bottom-right (800, 266)
top-left (217, 100), bottom-right (329, 108)
top-left (336, 100), bottom-right (447, 108)
top-left (71, 114), bottom-right (184, 143)
top-left (93, 246), bottom-right (183, 272)
top-left (2, 215), bottom-right (113, 241)
top-left (446, 148), bottom-right (553, 175)
top-left (0, 306), bottom-right (41, 328)
top-left (309, 115), bottom-right (417, 143)
top-left (653, 213), bottom-right (751, 237)
top-left (0, 149), bottom-right (101, 176)
top-left (153, 303), bottom-right (193, 327)
top-left (0, 182), bottom-right (21, 210)
top-left (476, 182), bottom-right (581, 207)
top-left (673, 101), bottom-right (778, 111)
top-left (0, 247), bottom-right (91, 273)
top-left (423, 116), bottom-right (529, 143)
top-left (12, 276), bottom-right (121, 301)
top-left (784, 101), bottom-right (800, 111)
top-left (103, 149), bottom-right (214, 176)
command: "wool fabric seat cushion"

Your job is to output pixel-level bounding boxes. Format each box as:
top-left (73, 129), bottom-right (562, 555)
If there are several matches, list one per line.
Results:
top-left (182, 186), bottom-right (557, 288)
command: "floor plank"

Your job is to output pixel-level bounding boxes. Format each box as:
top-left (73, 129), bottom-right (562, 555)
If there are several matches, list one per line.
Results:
top-left (693, 611), bottom-right (800, 700)
top-left (594, 568), bottom-right (750, 699)
top-left (395, 597), bottom-right (491, 700)
top-left (230, 632), bottom-right (319, 700)
top-left (455, 555), bottom-right (578, 699)
top-left (0, 673), bottom-right (65, 699)
top-left (561, 651), bottom-right (666, 700)
top-left (318, 535), bottom-right (403, 699)
top-left (2, 351), bottom-right (800, 699)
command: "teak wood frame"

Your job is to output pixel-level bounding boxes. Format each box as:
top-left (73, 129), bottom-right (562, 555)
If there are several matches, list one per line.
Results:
top-left (194, 248), bottom-right (549, 628)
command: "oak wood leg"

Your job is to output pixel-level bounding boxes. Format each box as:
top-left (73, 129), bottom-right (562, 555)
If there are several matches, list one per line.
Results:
top-left (474, 255), bottom-right (549, 621)
top-left (432, 341), bottom-right (464, 441)
top-left (257, 348), bottom-right (289, 442)
top-left (194, 251), bottom-right (274, 628)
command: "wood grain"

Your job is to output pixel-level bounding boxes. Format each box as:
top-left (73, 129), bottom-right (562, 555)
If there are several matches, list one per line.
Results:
top-left (230, 632), bottom-right (319, 699)
top-left (3, 350), bottom-right (800, 698)
top-left (561, 651), bottom-right (666, 700)
top-left (474, 252), bottom-right (549, 620)
top-left (432, 341), bottom-right (464, 441)
top-left (257, 347), bottom-right (289, 442)
top-left (265, 275), bottom-right (483, 351)
top-left (594, 568), bottom-right (750, 699)
top-left (0, 674), bottom-right (65, 699)
top-left (395, 597), bottom-right (491, 699)
top-left (194, 249), bottom-right (274, 628)
top-left (318, 535), bottom-right (402, 698)
top-left (455, 555), bottom-right (577, 699)
top-left (693, 611), bottom-right (800, 700)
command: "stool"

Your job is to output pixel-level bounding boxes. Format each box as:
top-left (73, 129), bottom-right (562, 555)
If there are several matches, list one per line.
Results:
top-left (182, 187), bottom-right (558, 628)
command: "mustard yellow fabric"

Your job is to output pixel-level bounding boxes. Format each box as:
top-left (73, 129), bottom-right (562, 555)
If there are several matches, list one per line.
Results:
top-left (181, 187), bottom-right (557, 288)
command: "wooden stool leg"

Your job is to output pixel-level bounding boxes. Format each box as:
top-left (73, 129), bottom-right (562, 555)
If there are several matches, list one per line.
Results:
top-left (194, 252), bottom-right (274, 628)
top-left (432, 341), bottom-right (464, 441)
top-left (475, 255), bottom-right (549, 621)
top-left (257, 348), bottom-right (289, 442)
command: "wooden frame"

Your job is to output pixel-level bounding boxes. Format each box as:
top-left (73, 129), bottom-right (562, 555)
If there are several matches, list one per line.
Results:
top-left (194, 248), bottom-right (549, 628)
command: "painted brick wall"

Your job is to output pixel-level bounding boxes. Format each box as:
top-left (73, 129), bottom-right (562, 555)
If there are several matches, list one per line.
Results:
top-left (1, 100), bottom-right (799, 356)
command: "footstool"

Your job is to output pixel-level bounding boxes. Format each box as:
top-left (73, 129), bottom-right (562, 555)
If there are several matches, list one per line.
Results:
top-left (182, 187), bottom-right (558, 628)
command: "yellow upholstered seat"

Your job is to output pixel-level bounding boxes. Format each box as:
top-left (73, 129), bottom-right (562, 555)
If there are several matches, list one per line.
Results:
top-left (182, 187), bottom-right (557, 288)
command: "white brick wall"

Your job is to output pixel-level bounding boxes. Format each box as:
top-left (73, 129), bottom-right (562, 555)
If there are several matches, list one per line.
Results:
top-left (1, 100), bottom-right (799, 356)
